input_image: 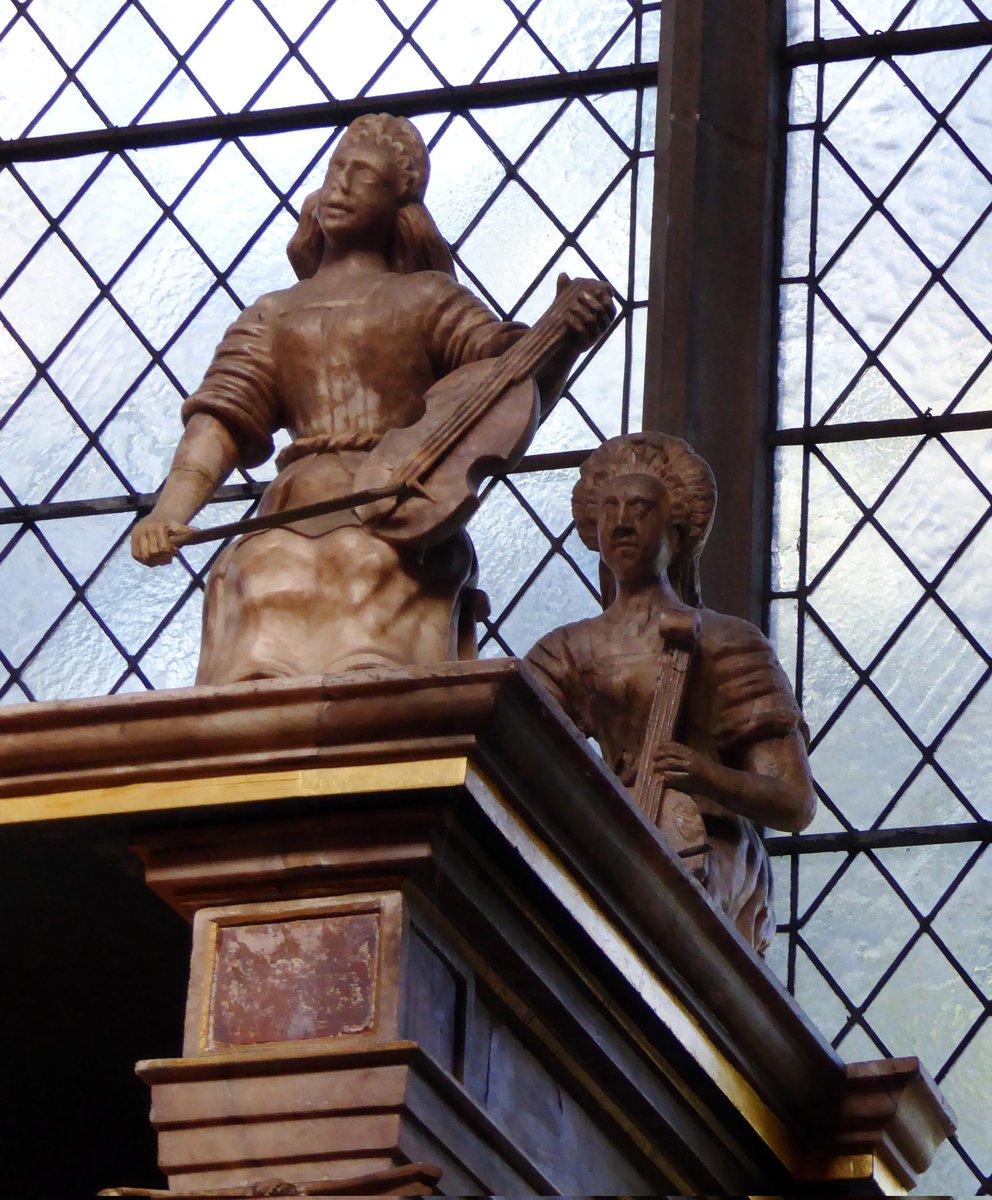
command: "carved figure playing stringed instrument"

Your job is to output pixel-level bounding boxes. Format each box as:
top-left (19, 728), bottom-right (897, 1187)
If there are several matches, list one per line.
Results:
top-left (524, 434), bottom-right (815, 954)
top-left (131, 114), bottom-right (613, 684)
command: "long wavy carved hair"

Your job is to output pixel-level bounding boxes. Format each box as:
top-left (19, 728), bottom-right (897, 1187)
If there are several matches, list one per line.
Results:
top-left (286, 113), bottom-right (455, 281)
top-left (571, 432), bottom-right (717, 609)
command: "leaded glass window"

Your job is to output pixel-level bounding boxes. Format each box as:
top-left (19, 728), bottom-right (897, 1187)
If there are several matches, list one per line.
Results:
top-left (0, 0), bottom-right (659, 699)
top-left (772, 4), bottom-right (992, 1193)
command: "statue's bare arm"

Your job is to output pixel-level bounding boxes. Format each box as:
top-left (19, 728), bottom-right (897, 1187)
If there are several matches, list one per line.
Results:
top-left (131, 413), bottom-right (241, 567)
top-left (654, 730), bottom-right (816, 833)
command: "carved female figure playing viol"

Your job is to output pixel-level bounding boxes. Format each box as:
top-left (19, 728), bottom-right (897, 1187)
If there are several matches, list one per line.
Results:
top-left (132, 114), bottom-right (612, 684)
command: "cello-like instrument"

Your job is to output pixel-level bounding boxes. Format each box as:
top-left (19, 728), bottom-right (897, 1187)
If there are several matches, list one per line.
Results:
top-left (353, 275), bottom-right (614, 547)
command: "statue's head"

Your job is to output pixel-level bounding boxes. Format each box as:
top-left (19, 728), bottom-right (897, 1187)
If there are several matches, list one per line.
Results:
top-left (287, 113), bottom-right (453, 280)
top-left (572, 433), bottom-right (716, 606)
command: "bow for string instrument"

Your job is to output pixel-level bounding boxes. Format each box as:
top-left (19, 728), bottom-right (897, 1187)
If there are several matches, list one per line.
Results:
top-left (352, 274), bottom-right (615, 548)
top-left (631, 610), bottom-right (709, 879)
top-left (163, 276), bottom-right (611, 554)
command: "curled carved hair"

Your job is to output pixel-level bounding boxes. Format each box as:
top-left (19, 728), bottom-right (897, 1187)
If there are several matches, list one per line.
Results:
top-left (286, 113), bottom-right (455, 280)
top-left (572, 432), bottom-right (716, 607)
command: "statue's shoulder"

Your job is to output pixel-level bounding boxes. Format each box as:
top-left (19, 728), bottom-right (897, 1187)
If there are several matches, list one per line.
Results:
top-left (529, 613), bottom-right (604, 662)
top-left (237, 282), bottom-right (301, 324)
top-left (697, 608), bottom-right (772, 656)
top-left (384, 270), bottom-right (486, 309)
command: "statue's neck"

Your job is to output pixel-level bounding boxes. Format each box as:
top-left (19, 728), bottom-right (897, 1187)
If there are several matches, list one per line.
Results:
top-left (611, 575), bottom-right (681, 611)
top-left (316, 243), bottom-right (391, 278)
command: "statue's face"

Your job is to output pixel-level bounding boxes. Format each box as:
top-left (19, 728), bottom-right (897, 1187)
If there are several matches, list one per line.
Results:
top-left (597, 473), bottom-right (675, 585)
top-left (317, 140), bottom-right (401, 244)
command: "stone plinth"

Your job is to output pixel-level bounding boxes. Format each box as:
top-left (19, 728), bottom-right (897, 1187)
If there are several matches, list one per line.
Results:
top-left (0, 661), bottom-right (954, 1196)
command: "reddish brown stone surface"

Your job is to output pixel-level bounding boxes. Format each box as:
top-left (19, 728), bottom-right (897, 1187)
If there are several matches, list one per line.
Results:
top-left (210, 913), bottom-right (379, 1048)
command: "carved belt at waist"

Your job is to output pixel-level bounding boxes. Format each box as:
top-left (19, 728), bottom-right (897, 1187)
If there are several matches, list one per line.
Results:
top-left (275, 432), bottom-right (379, 472)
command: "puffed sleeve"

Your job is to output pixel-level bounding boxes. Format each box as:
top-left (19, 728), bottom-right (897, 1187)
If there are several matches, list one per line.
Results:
top-left (181, 300), bottom-right (280, 468)
top-left (417, 272), bottom-right (528, 376)
top-left (706, 617), bottom-right (808, 753)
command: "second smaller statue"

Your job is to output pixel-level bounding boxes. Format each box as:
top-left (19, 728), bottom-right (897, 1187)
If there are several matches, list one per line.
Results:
top-left (524, 433), bottom-right (816, 954)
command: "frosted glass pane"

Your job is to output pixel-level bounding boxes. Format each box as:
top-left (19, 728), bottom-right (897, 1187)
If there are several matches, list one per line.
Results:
top-left (412, 0), bottom-right (516, 84)
top-left (98, 367), bottom-right (185, 492)
top-left (299, 0), bottom-right (402, 98)
top-left (48, 301), bottom-right (150, 431)
top-left (137, 591), bottom-right (203, 690)
top-left (805, 453), bottom-right (862, 582)
top-left (497, 551), bottom-right (599, 656)
top-left (469, 479), bottom-right (557, 620)
top-left (60, 157), bottom-right (163, 284)
top-left (0, 170), bottom-right (48, 283)
top-left (771, 449), bottom-right (802, 593)
top-left (480, 27), bottom-right (558, 84)
top-left (512, 469), bottom-right (577, 538)
top-left (861, 935), bottom-right (980, 1073)
top-left (0, 18), bottom-right (67, 138)
top-left (945, 210), bottom-right (992, 334)
top-left (75, 8), bottom-right (177, 127)
top-left (815, 144), bottom-right (871, 272)
top-left (947, 57), bottom-right (992, 181)
top-left (811, 684), bottom-right (919, 827)
top-left (20, 601), bottom-right (129, 700)
top-left (875, 840), bottom-right (978, 917)
top-left (768, 598), bottom-right (799, 693)
top-left (252, 58), bottom-right (330, 111)
top-left (174, 143), bottom-right (280, 271)
top-left (162, 290), bottom-right (241, 396)
top-left (0, 530), bottom-right (74, 667)
top-left (880, 283), bottom-right (992, 415)
top-left (0, 235), bottom-right (99, 362)
top-left (782, 131), bottom-right (813, 279)
top-left (898, 0), bottom-right (989, 28)
top-left (939, 520), bottom-right (992, 655)
top-left (789, 65), bottom-right (818, 126)
top-left (880, 764), bottom-right (977, 827)
top-left (810, 524), bottom-right (923, 665)
top-left (40, 512), bottom-right (132, 584)
top-left (936, 681), bottom-right (992, 819)
top-left (810, 296), bottom-right (869, 422)
top-left (110, 221), bottom-right (215, 350)
top-left (818, 435), bottom-right (914, 508)
top-left (793, 945), bottom-right (851, 1043)
top-left (459, 182), bottom-right (562, 312)
top-left (185, 0), bottom-right (288, 112)
top-left (28, 0), bottom-right (127, 68)
top-left (800, 618), bottom-right (859, 739)
top-left (911, 1135), bottom-right (982, 1199)
top-left (140, 1), bottom-right (221, 55)
top-left (936, 1019), bottom-right (992, 1177)
top-left (526, 0), bottom-right (634, 72)
top-left (86, 539), bottom-right (195, 655)
top-left (825, 61), bottom-right (935, 198)
top-left (566, 320), bottom-right (627, 441)
top-left (0, 380), bottom-right (88, 504)
top-left (802, 854), bottom-right (918, 1007)
top-left (821, 213), bottom-right (930, 354)
top-left (518, 101), bottom-right (628, 232)
top-left (825, 365), bottom-right (917, 425)
top-left (0, 321), bottom-right (35, 422)
top-left (875, 439), bottom-right (987, 580)
top-left (931, 846), bottom-right (992, 995)
top-left (777, 284), bottom-right (808, 428)
top-left (427, 118), bottom-right (509, 243)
